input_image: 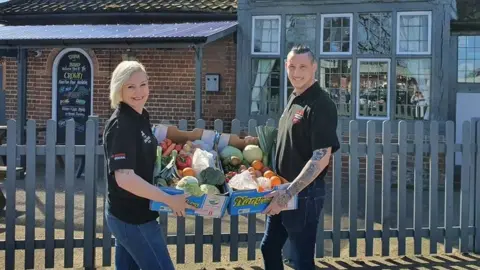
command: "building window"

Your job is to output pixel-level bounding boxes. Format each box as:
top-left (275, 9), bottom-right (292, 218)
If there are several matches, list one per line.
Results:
top-left (458, 36), bottom-right (480, 83)
top-left (356, 59), bottom-right (391, 120)
top-left (250, 59), bottom-right (281, 116)
top-left (252, 16), bottom-right (281, 55)
top-left (320, 14), bottom-right (353, 55)
top-left (357, 12), bottom-right (392, 55)
top-left (396, 11), bottom-right (432, 55)
top-left (319, 60), bottom-right (352, 117)
top-left (395, 59), bottom-right (431, 120)
top-left (285, 14), bottom-right (316, 53)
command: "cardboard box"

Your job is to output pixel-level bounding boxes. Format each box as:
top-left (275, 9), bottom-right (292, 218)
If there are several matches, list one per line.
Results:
top-left (150, 185), bottom-right (230, 219)
top-left (227, 183), bottom-right (298, 215)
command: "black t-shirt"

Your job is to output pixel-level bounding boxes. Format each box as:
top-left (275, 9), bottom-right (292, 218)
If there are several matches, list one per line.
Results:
top-left (103, 102), bottom-right (159, 224)
top-left (275, 81), bottom-right (340, 196)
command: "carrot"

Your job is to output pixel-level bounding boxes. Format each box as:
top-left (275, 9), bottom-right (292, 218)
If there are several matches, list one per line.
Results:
top-left (163, 143), bottom-right (176, 156)
top-left (165, 139), bottom-right (173, 146)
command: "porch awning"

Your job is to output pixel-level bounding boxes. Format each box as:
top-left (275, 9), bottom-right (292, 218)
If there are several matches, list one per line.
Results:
top-left (0, 21), bottom-right (238, 48)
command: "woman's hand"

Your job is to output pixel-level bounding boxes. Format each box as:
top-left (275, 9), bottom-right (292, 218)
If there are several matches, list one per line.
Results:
top-left (165, 193), bottom-right (197, 217)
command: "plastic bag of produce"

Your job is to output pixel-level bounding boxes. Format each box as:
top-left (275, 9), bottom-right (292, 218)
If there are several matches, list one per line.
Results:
top-left (191, 148), bottom-right (215, 176)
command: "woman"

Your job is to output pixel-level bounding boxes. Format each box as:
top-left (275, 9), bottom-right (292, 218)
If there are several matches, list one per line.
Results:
top-left (103, 60), bottom-right (192, 270)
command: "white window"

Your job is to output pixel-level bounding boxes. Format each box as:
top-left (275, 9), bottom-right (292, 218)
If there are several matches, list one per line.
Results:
top-left (320, 13), bottom-right (353, 55)
top-left (251, 15), bottom-right (281, 55)
top-left (356, 59), bottom-right (391, 120)
top-left (396, 11), bottom-right (432, 55)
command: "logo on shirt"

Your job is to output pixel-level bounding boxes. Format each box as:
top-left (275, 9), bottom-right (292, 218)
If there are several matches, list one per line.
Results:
top-left (292, 110), bottom-right (304, 124)
top-left (112, 153), bottom-right (126, 160)
top-left (141, 130), bottom-right (152, 144)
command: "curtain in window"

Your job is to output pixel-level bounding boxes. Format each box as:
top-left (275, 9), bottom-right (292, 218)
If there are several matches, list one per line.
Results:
top-left (251, 59), bottom-right (275, 114)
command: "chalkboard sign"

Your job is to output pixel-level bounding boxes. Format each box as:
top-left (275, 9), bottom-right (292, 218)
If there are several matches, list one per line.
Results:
top-left (54, 50), bottom-right (92, 144)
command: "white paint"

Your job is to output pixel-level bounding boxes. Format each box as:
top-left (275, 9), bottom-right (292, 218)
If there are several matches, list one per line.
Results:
top-left (455, 92), bottom-right (480, 165)
top-left (51, 48), bottom-right (94, 120)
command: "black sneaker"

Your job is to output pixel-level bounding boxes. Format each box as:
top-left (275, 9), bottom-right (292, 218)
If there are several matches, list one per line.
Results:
top-left (283, 259), bottom-right (295, 268)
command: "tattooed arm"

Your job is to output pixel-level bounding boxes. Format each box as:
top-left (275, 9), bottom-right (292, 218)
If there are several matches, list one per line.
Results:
top-left (274, 148), bottom-right (332, 207)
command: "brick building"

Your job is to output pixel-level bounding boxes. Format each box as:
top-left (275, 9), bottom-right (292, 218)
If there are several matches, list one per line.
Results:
top-left (0, 0), bottom-right (239, 132)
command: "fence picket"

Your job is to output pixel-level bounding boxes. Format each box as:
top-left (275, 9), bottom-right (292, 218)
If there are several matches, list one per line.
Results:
top-left (102, 147), bottom-right (112, 266)
top-left (194, 119), bottom-right (205, 263)
top-left (83, 118), bottom-right (97, 268)
top-left (64, 119), bottom-right (76, 268)
top-left (329, 120), bottom-right (343, 258)
top-left (229, 119), bottom-right (241, 261)
top-left (45, 120), bottom-right (57, 268)
top-left (413, 121), bottom-right (424, 254)
top-left (25, 120), bottom-right (36, 269)
top-left (475, 121), bottom-right (480, 253)
top-left (176, 119), bottom-right (188, 264)
top-left (429, 121), bottom-right (439, 254)
top-left (365, 121), bottom-right (376, 256)
top-left (212, 119), bottom-right (223, 262)
top-left (460, 121), bottom-right (471, 253)
top-left (5, 119), bottom-right (17, 269)
top-left (348, 120), bottom-right (358, 257)
top-left (444, 121), bottom-right (455, 252)
top-left (397, 121), bottom-right (407, 256)
top-left (247, 119), bottom-right (257, 261)
top-left (381, 120), bottom-right (392, 256)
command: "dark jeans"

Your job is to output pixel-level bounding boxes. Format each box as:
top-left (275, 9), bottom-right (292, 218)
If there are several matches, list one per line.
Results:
top-left (105, 212), bottom-right (175, 270)
top-left (260, 181), bottom-right (325, 270)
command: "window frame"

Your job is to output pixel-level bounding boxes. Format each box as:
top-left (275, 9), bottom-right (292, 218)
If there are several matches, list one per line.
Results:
top-left (355, 58), bottom-right (392, 121)
top-left (320, 13), bottom-right (353, 55)
top-left (251, 15), bottom-right (282, 56)
top-left (396, 11), bottom-right (432, 55)
top-left (457, 35), bottom-right (480, 84)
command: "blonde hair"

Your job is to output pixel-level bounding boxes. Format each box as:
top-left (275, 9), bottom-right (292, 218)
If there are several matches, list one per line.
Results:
top-left (109, 60), bottom-right (147, 109)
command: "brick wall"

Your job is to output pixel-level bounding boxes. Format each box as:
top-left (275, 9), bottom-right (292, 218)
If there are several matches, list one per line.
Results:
top-left (1, 35), bottom-right (237, 134)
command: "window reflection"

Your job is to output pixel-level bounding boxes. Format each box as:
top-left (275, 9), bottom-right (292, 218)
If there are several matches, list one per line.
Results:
top-left (253, 17), bottom-right (280, 54)
top-left (357, 13), bottom-right (392, 54)
top-left (319, 60), bottom-right (352, 116)
top-left (250, 59), bottom-right (281, 116)
top-left (458, 36), bottom-right (480, 83)
top-left (357, 60), bottom-right (390, 119)
top-left (285, 14), bottom-right (316, 53)
top-left (396, 59), bottom-right (431, 120)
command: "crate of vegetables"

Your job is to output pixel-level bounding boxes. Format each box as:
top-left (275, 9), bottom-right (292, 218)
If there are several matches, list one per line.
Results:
top-left (219, 144), bottom-right (298, 216)
top-left (150, 138), bottom-right (231, 218)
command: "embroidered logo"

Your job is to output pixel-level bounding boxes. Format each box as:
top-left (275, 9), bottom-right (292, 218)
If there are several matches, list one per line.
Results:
top-left (141, 130), bottom-right (152, 144)
top-left (112, 153), bottom-right (126, 160)
top-left (292, 110), bottom-right (304, 124)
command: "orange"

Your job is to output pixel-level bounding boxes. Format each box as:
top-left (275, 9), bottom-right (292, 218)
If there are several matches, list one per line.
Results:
top-left (252, 160), bottom-right (263, 170)
top-left (182, 167), bottom-right (195, 177)
top-left (270, 176), bottom-right (281, 187)
top-left (257, 186), bottom-right (265, 192)
top-left (263, 170), bottom-right (275, 179)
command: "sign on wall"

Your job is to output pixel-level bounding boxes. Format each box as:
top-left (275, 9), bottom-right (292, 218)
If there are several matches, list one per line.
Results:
top-left (52, 49), bottom-right (93, 144)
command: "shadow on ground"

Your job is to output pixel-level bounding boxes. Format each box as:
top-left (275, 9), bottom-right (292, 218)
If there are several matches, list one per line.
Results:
top-left (187, 254), bottom-right (480, 270)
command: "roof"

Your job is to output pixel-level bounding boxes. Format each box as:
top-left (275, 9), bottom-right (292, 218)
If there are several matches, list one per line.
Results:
top-left (0, 0), bottom-right (237, 15)
top-left (0, 21), bottom-right (238, 47)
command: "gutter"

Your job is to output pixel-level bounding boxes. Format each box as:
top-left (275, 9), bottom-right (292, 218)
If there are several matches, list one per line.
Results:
top-left (0, 11), bottom-right (237, 23)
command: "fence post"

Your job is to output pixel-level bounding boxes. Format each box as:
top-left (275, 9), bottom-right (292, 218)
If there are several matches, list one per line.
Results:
top-left (472, 118), bottom-right (480, 253)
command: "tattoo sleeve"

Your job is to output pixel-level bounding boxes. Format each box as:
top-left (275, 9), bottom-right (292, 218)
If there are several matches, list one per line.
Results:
top-left (275, 148), bottom-right (330, 206)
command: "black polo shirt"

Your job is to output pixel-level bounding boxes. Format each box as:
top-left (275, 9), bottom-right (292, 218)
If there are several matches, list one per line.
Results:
top-left (275, 81), bottom-right (340, 195)
top-left (103, 102), bottom-right (159, 224)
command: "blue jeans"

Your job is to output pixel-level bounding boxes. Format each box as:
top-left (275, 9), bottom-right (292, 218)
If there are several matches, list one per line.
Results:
top-left (105, 212), bottom-right (175, 270)
top-left (260, 181), bottom-right (325, 270)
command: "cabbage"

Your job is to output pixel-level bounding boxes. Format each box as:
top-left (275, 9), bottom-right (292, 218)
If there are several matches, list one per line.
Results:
top-left (176, 176), bottom-right (203, 196)
top-left (200, 184), bottom-right (220, 195)
top-left (242, 145), bottom-right (263, 164)
top-left (220, 146), bottom-right (243, 161)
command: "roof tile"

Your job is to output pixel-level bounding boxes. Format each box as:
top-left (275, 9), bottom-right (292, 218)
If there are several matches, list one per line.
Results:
top-left (0, 0), bottom-right (237, 15)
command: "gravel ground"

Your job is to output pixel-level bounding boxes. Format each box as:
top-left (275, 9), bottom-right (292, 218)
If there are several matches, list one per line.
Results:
top-left (0, 166), bottom-right (477, 269)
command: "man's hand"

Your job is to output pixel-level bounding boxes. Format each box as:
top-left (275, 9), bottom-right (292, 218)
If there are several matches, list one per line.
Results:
top-left (244, 136), bottom-right (258, 146)
top-left (263, 190), bottom-right (292, 216)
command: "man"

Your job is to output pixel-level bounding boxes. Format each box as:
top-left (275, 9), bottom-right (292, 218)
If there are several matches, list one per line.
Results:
top-left (259, 45), bottom-right (340, 270)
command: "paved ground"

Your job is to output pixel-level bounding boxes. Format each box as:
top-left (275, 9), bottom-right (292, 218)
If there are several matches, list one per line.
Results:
top-left (0, 165), bottom-right (477, 269)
